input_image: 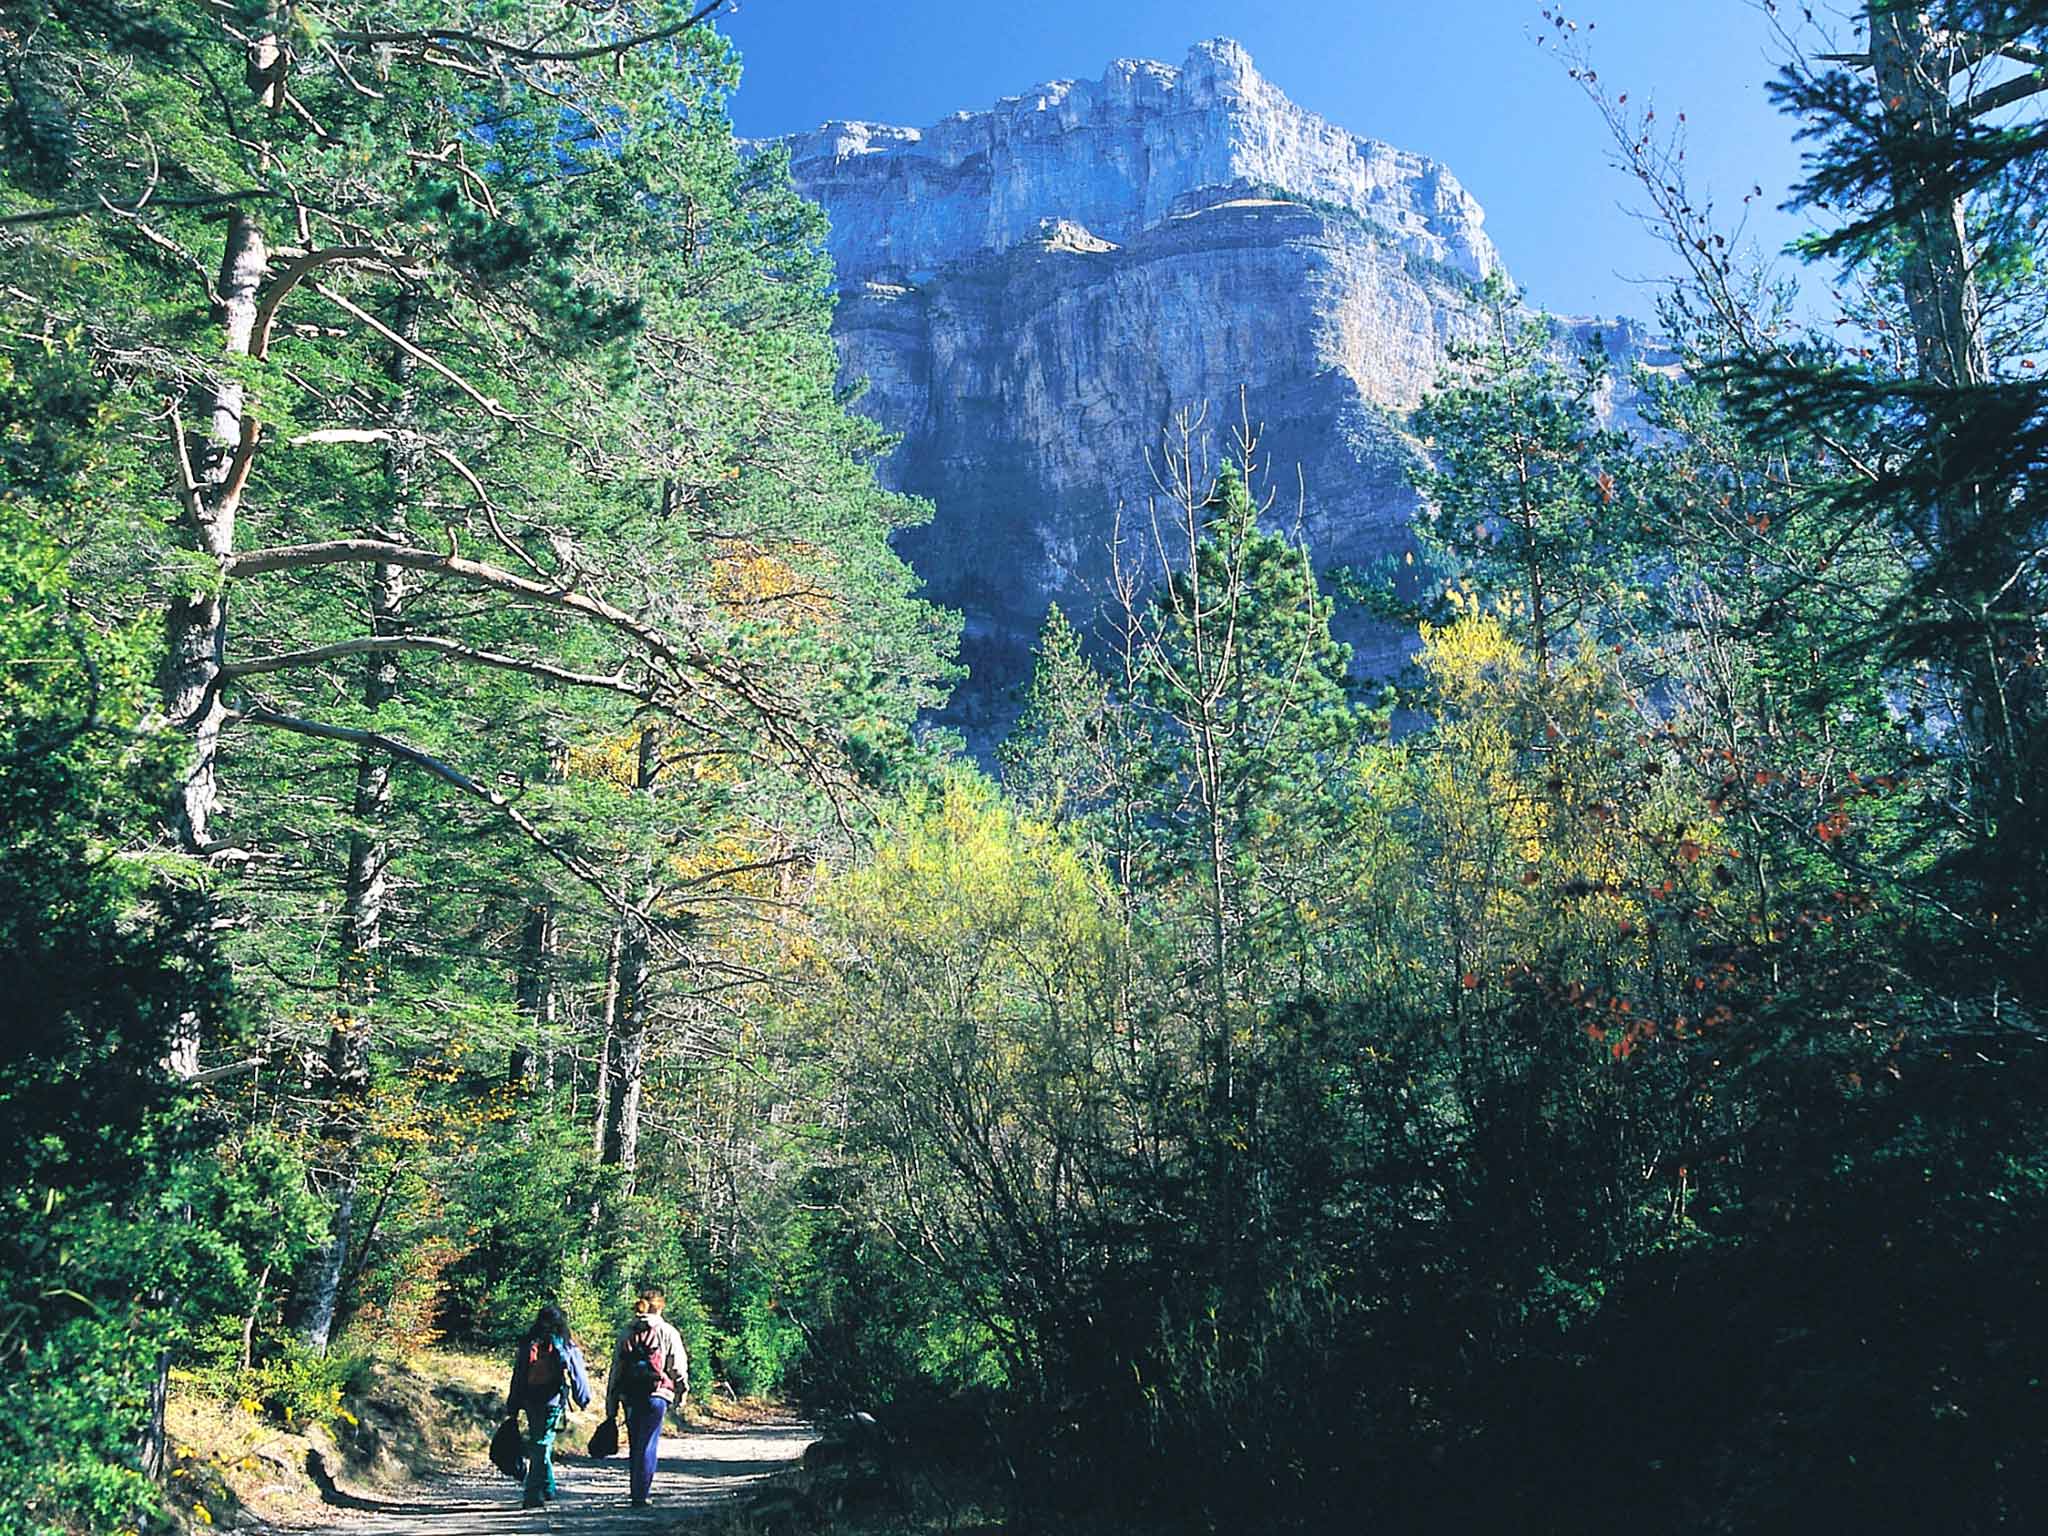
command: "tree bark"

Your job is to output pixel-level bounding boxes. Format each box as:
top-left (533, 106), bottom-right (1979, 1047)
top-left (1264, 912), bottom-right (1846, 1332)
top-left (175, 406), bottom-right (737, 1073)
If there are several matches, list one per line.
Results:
top-left (163, 209), bottom-right (266, 854)
top-left (303, 296), bottom-right (416, 1353)
top-left (598, 726), bottom-right (660, 1192)
top-left (511, 901), bottom-right (558, 1088)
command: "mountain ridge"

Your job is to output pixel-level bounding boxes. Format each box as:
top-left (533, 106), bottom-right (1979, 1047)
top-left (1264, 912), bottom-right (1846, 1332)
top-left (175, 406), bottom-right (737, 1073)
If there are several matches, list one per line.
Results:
top-left (754, 38), bottom-right (1501, 291)
top-left (755, 39), bottom-right (1643, 744)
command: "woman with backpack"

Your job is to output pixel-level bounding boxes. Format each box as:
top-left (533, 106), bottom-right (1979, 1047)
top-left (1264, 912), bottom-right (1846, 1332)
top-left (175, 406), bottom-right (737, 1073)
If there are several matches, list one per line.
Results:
top-left (602, 1285), bottom-right (689, 1508)
top-left (505, 1303), bottom-right (593, 1509)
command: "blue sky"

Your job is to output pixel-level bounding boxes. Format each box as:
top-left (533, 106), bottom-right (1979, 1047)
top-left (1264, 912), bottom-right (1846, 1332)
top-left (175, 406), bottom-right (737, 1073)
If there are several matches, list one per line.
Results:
top-left (719, 0), bottom-right (1820, 324)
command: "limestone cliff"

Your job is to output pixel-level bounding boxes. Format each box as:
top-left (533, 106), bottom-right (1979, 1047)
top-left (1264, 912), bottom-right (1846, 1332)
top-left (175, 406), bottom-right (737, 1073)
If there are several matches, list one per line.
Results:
top-left (758, 40), bottom-right (1576, 740)
top-left (772, 38), bottom-right (1499, 287)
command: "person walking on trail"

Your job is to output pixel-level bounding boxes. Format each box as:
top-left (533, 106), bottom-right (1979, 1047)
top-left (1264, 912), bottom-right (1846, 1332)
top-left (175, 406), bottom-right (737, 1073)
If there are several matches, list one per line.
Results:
top-left (603, 1285), bottom-right (689, 1508)
top-left (505, 1303), bottom-right (593, 1510)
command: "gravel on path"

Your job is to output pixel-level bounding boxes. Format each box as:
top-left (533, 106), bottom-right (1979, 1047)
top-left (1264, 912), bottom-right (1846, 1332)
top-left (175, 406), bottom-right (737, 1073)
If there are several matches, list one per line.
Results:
top-left (265, 1422), bottom-right (816, 1534)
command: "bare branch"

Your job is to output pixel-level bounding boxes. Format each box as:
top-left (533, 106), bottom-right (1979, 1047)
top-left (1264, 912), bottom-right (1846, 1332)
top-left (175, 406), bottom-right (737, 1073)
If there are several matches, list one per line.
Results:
top-left (307, 280), bottom-right (515, 419)
top-left (0, 189), bottom-right (275, 227)
top-left (100, 202), bottom-right (216, 300)
top-left (232, 706), bottom-right (642, 922)
top-left (224, 537), bottom-right (684, 668)
top-left (1963, 69), bottom-right (2048, 119)
top-left (332, 0), bottom-right (729, 66)
top-left (253, 246), bottom-right (391, 359)
top-left (287, 428), bottom-right (396, 446)
top-left (411, 143), bottom-right (501, 217)
top-left (318, 38), bottom-right (387, 98)
top-left (670, 852), bottom-right (809, 893)
top-left (180, 1057), bottom-right (261, 1088)
top-left (220, 633), bottom-right (650, 698)
top-left (167, 404), bottom-right (205, 520)
top-left (217, 419), bottom-right (263, 516)
top-left (427, 444), bottom-right (549, 576)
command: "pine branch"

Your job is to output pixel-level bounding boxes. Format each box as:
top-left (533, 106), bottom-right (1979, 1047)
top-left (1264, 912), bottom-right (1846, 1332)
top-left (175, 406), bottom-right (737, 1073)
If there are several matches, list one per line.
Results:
top-left (232, 706), bottom-right (643, 924)
top-left (220, 634), bottom-right (652, 698)
top-left (332, 1), bottom-right (730, 66)
top-left (224, 538), bottom-right (684, 669)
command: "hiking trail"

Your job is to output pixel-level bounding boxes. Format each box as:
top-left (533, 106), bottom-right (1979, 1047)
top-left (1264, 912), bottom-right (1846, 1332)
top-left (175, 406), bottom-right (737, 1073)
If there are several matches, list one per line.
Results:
top-left (266, 1422), bottom-right (816, 1534)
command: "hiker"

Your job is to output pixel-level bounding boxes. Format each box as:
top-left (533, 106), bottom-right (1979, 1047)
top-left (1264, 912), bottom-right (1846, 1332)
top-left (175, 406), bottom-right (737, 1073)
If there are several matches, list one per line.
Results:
top-left (505, 1303), bottom-right (593, 1510)
top-left (603, 1285), bottom-right (689, 1508)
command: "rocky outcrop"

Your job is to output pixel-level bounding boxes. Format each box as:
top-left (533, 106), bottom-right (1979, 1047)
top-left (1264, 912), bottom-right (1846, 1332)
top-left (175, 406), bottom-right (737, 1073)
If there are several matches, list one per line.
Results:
top-left (758, 40), bottom-right (1600, 741)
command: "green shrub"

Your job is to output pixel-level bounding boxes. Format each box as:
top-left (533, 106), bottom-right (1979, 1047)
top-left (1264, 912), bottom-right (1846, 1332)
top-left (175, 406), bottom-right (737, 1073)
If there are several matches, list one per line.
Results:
top-left (716, 1284), bottom-right (805, 1398)
top-left (0, 1316), bottom-right (162, 1536)
top-left (435, 1119), bottom-right (612, 1343)
top-left (242, 1342), bottom-right (373, 1433)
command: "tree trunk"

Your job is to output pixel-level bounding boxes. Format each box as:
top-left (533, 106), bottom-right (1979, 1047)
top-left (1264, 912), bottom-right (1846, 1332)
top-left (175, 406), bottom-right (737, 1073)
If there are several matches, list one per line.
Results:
top-left (598, 726), bottom-right (660, 1192)
top-left (163, 209), bottom-right (266, 854)
top-left (601, 924), bottom-right (650, 1188)
top-left (304, 297), bottom-right (416, 1353)
top-left (1869, 9), bottom-right (1990, 396)
top-left (592, 926), bottom-right (622, 1157)
top-left (1867, 6), bottom-right (2032, 790)
top-left (140, 1346), bottom-right (173, 1481)
top-left (156, 211), bottom-right (267, 1084)
top-left (151, 209), bottom-right (260, 1421)
top-left (241, 1264), bottom-right (273, 1372)
top-left (511, 901), bottom-right (558, 1088)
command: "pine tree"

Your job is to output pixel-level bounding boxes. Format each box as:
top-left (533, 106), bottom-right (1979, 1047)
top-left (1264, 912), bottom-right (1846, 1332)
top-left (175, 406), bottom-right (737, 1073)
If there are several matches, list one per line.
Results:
top-left (1739, 1), bottom-right (2048, 1002)
top-left (2, 0), bottom-right (954, 1368)
top-left (998, 605), bottom-right (1117, 818)
top-left (1410, 274), bottom-right (1645, 675)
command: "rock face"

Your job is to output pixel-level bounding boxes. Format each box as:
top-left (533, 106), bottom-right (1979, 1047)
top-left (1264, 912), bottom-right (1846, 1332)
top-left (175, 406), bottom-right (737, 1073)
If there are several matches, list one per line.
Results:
top-left (759, 39), bottom-right (1521, 741)
top-left (772, 38), bottom-right (1499, 287)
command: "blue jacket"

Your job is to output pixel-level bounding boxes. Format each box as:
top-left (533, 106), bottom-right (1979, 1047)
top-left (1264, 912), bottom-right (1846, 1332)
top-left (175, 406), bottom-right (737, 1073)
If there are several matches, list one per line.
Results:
top-left (507, 1333), bottom-right (593, 1413)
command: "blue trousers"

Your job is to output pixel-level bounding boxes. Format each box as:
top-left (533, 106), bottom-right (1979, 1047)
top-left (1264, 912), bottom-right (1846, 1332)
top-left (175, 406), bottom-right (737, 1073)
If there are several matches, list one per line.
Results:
top-left (520, 1399), bottom-right (564, 1505)
top-left (625, 1393), bottom-right (669, 1503)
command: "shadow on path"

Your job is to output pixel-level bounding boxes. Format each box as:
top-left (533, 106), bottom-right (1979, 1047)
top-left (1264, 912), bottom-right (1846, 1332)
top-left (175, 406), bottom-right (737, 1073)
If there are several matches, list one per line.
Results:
top-left (275, 1423), bottom-right (816, 1534)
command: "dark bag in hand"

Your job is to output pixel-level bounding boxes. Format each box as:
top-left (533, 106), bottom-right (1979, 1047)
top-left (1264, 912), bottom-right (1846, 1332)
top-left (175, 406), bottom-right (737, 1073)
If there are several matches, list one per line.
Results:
top-left (489, 1414), bottom-right (527, 1480)
top-left (587, 1418), bottom-right (619, 1458)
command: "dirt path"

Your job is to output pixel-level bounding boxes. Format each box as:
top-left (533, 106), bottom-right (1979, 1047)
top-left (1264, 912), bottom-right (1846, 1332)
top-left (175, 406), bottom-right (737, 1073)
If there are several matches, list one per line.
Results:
top-left (268, 1423), bottom-right (816, 1534)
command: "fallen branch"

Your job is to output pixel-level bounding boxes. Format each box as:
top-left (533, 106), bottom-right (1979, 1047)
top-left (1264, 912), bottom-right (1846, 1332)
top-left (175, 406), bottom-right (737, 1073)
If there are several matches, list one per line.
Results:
top-left (180, 1057), bottom-right (261, 1088)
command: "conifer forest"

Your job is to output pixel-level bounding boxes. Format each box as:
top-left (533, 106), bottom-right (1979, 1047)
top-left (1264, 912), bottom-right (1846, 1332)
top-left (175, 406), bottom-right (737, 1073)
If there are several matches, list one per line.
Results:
top-left (3, 3), bottom-right (2047, 1532)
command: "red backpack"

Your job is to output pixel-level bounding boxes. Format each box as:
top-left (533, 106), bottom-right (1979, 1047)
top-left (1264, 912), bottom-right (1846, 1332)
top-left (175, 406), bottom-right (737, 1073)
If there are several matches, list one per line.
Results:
top-left (523, 1334), bottom-right (566, 1396)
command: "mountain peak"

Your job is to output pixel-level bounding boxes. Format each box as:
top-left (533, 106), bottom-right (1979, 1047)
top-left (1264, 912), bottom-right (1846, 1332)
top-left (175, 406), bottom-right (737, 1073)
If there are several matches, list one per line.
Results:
top-left (765, 44), bottom-right (1516, 741)
top-left (1182, 35), bottom-right (1257, 78)
top-left (761, 42), bottom-right (1498, 286)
